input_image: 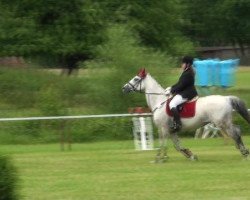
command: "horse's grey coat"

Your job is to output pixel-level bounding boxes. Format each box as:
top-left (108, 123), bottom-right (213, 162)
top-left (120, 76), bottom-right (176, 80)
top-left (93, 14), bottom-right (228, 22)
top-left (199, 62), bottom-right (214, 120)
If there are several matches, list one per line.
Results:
top-left (122, 71), bottom-right (250, 161)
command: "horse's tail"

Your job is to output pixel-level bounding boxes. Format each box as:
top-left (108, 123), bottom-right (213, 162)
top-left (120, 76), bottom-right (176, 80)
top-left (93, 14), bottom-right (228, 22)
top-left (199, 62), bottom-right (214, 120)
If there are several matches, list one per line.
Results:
top-left (229, 96), bottom-right (250, 124)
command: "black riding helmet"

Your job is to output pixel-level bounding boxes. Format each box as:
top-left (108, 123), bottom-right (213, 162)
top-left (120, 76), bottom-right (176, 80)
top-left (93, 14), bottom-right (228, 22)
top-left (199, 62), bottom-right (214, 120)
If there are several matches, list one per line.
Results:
top-left (182, 56), bottom-right (193, 65)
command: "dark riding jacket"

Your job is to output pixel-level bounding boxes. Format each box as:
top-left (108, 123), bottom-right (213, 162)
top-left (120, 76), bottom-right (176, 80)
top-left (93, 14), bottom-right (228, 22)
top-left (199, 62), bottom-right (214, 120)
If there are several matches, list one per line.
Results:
top-left (170, 67), bottom-right (198, 100)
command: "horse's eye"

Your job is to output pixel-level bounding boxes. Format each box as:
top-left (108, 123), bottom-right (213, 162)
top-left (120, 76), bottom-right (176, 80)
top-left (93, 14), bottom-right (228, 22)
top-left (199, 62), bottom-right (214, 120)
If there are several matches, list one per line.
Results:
top-left (134, 78), bottom-right (140, 82)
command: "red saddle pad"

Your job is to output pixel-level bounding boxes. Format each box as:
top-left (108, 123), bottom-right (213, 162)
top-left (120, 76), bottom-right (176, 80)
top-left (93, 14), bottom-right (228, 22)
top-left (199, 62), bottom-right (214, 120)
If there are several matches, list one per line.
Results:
top-left (166, 99), bottom-right (197, 118)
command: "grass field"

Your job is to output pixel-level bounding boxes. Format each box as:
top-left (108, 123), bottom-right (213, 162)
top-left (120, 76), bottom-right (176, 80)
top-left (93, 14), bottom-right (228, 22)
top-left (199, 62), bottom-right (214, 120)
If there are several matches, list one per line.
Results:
top-left (1, 137), bottom-right (250, 200)
top-left (0, 66), bottom-right (250, 199)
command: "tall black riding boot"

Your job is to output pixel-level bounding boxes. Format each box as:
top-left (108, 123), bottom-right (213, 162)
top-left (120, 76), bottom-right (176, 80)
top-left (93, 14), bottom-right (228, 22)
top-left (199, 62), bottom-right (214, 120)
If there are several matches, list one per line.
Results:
top-left (170, 107), bottom-right (182, 132)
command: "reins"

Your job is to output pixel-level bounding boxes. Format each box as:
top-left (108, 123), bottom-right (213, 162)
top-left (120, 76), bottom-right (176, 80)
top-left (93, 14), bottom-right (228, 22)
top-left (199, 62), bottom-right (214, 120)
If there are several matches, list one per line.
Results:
top-left (151, 99), bottom-right (168, 113)
top-left (133, 83), bottom-right (168, 112)
top-left (126, 73), bottom-right (170, 113)
top-left (145, 92), bottom-right (166, 95)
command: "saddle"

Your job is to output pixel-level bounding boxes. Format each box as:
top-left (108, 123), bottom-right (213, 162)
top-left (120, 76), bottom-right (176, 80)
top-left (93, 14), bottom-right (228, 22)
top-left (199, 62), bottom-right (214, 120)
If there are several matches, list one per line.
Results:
top-left (166, 97), bottom-right (198, 118)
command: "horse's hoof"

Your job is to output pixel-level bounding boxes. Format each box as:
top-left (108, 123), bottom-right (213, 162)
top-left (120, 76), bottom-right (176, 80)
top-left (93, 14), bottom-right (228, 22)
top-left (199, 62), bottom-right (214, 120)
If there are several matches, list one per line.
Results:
top-left (150, 160), bottom-right (163, 164)
top-left (161, 156), bottom-right (169, 163)
top-left (151, 156), bottom-right (169, 164)
top-left (151, 158), bottom-right (161, 164)
top-left (189, 155), bottom-right (198, 161)
top-left (153, 156), bottom-right (161, 164)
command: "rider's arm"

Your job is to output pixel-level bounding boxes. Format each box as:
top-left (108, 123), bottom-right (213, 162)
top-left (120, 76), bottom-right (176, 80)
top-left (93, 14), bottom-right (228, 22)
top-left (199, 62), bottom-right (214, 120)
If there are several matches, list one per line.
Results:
top-left (171, 73), bottom-right (193, 94)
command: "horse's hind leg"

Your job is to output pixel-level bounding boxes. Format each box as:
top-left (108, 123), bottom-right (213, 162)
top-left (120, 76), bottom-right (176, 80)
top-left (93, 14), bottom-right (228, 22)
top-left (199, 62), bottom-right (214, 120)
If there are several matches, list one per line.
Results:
top-left (170, 132), bottom-right (198, 160)
top-left (223, 124), bottom-right (249, 157)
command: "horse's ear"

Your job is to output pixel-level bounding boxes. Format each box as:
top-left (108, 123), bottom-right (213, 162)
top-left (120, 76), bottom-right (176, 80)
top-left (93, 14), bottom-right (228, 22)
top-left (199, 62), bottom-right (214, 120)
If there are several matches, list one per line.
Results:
top-left (138, 68), bottom-right (147, 78)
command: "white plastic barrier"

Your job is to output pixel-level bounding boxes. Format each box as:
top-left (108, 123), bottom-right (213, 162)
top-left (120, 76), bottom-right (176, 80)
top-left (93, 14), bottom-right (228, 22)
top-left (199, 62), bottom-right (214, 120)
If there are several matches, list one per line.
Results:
top-left (132, 117), bottom-right (154, 150)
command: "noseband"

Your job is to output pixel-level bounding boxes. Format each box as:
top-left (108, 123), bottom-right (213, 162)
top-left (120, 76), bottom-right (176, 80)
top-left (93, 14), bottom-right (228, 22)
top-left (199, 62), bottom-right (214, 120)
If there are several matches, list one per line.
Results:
top-left (128, 77), bottom-right (143, 93)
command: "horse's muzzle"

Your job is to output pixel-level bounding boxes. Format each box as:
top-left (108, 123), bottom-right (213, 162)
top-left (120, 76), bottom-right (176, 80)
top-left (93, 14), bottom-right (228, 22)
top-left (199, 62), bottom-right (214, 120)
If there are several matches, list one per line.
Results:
top-left (122, 84), bottom-right (132, 94)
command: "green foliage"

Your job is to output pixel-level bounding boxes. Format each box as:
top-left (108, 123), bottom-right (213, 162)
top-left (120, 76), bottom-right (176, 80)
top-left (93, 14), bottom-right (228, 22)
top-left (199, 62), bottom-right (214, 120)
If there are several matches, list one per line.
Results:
top-left (0, 0), bottom-right (249, 61)
top-left (99, 0), bottom-right (195, 56)
top-left (0, 0), bottom-right (195, 61)
top-left (182, 0), bottom-right (250, 47)
top-left (0, 66), bottom-right (136, 143)
top-left (85, 24), bottom-right (176, 112)
top-left (0, 68), bottom-right (56, 108)
top-left (0, 155), bottom-right (18, 200)
top-left (217, 0), bottom-right (250, 46)
top-left (70, 118), bottom-right (133, 142)
top-left (0, 68), bottom-right (86, 110)
top-left (130, 0), bottom-right (195, 56)
top-left (0, 66), bottom-right (250, 144)
top-left (37, 85), bottom-right (67, 116)
top-left (0, 0), bottom-right (249, 144)
top-left (0, 0), bottom-right (106, 64)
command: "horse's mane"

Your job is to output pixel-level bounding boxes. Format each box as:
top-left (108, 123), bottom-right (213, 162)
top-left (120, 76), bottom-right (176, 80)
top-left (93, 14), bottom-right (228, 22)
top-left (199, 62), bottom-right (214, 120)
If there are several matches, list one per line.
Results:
top-left (146, 73), bottom-right (165, 92)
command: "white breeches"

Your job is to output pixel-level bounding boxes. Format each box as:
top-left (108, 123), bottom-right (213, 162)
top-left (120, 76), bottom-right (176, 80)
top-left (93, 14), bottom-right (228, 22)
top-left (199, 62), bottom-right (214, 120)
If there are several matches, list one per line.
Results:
top-left (169, 94), bottom-right (187, 109)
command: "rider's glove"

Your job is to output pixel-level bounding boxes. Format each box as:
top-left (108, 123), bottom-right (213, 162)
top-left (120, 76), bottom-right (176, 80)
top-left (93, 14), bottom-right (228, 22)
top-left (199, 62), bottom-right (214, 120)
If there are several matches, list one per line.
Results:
top-left (164, 87), bottom-right (171, 96)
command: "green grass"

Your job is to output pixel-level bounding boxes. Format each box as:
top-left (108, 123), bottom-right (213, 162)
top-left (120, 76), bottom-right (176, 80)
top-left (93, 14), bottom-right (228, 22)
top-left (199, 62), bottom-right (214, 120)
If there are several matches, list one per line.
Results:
top-left (0, 66), bottom-right (249, 199)
top-left (1, 137), bottom-right (250, 200)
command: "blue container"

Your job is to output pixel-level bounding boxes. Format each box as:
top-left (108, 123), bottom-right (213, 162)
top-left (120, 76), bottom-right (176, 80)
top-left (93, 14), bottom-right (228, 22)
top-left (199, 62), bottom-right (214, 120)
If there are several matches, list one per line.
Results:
top-left (219, 59), bottom-right (238, 87)
top-left (232, 59), bottom-right (240, 67)
top-left (193, 60), bottom-right (209, 86)
top-left (194, 58), bottom-right (239, 88)
top-left (207, 59), bottom-right (220, 86)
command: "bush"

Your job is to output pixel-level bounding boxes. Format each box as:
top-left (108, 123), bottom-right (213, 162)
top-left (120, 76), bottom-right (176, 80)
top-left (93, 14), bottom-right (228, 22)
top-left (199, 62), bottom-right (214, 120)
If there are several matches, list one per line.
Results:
top-left (36, 85), bottom-right (67, 116)
top-left (0, 155), bottom-right (19, 200)
top-left (69, 117), bottom-right (133, 142)
top-left (0, 68), bottom-right (55, 108)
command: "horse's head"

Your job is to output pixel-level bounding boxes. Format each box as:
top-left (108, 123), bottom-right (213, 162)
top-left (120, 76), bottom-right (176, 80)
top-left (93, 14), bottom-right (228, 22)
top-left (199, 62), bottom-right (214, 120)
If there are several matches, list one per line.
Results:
top-left (122, 68), bottom-right (147, 93)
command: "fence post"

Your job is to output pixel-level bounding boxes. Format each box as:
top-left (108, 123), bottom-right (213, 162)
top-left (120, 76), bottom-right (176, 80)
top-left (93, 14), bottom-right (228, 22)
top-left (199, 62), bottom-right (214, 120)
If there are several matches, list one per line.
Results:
top-left (60, 120), bottom-right (65, 151)
top-left (130, 107), bottom-right (154, 150)
top-left (66, 120), bottom-right (72, 151)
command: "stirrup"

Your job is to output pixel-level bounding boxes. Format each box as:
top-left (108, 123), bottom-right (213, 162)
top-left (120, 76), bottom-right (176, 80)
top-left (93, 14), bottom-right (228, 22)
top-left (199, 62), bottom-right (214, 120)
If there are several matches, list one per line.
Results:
top-left (170, 121), bottom-right (182, 133)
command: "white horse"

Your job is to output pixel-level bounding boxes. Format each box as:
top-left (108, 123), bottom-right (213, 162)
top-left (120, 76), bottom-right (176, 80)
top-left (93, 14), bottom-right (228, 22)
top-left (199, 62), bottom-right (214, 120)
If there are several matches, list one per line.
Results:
top-left (122, 68), bottom-right (250, 162)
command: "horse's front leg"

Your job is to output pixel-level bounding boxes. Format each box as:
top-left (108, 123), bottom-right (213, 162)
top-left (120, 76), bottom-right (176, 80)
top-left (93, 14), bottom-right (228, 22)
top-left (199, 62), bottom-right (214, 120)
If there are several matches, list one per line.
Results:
top-left (170, 132), bottom-right (198, 161)
top-left (155, 127), bottom-right (169, 163)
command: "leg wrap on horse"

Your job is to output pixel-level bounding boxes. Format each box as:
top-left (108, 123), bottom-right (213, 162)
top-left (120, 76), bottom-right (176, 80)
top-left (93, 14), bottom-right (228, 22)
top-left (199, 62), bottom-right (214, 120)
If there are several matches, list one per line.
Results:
top-left (240, 147), bottom-right (249, 157)
top-left (180, 148), bottom-right (193, 158)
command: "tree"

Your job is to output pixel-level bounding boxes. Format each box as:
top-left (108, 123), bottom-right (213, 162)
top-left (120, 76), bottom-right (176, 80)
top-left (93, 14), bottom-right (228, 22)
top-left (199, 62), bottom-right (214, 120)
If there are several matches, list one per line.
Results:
top-left (98, 0), bottom-right (195, 56)
top-left (182, 0), bottom-right (250, 51)
top-left (218, 0), bottom-right (250, 53)
top-left (129, 0), bottom-right (188, 53)
top-left (0, 0), bottom-right (106, 74)
top-left (180, 0), bottom-right (220, 46)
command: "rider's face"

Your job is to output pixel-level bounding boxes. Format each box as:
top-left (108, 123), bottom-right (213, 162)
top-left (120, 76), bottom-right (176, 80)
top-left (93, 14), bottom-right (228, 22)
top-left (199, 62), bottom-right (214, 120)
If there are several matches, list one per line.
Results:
top-left (181, 63), bottom-right (186, 70)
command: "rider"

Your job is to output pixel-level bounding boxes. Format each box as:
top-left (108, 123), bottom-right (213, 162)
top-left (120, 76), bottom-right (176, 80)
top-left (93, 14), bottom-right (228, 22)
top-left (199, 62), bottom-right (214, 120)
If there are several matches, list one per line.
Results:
top-left (165, 56), bottom-right (198, 132)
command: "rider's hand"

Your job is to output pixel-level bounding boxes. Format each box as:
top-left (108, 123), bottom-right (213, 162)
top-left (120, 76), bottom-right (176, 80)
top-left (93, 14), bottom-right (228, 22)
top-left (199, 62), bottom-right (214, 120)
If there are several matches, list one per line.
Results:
top-left (165, 87), bottom-right (171, 96)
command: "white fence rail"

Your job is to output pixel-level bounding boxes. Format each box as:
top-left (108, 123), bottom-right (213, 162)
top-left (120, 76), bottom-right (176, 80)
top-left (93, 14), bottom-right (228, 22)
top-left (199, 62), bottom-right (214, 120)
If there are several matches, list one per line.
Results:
top-left (0, 113), bottom-right (152, 151)
top-left (0, 108), bottom-right (249, 122)
top-left (0, 110), bottom-right (249, 150)
top-left (0, 113), bottom-right (153, 122)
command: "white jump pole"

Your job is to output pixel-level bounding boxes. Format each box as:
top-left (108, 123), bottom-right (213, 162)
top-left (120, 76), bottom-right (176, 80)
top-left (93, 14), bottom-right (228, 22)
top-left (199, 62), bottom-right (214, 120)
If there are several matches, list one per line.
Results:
top-left (139, 117), bottom-right (147, 150)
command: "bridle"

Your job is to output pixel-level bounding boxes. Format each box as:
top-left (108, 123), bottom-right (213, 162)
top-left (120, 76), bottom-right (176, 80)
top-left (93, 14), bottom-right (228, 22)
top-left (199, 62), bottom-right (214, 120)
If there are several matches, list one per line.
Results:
top-left (127, 77), bottom-right (143, 93)
top-left (128, 76), bottom-right (165, 95)
top-left (126, 75), bottom-right (169, 113)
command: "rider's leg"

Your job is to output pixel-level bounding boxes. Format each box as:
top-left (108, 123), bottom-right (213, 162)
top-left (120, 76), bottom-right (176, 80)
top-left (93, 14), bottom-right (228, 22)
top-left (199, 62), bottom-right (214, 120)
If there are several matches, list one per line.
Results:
top-left (170, 107), bottom-right (181, 131)
top-left (169, 94), bottom-right (187, 132)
